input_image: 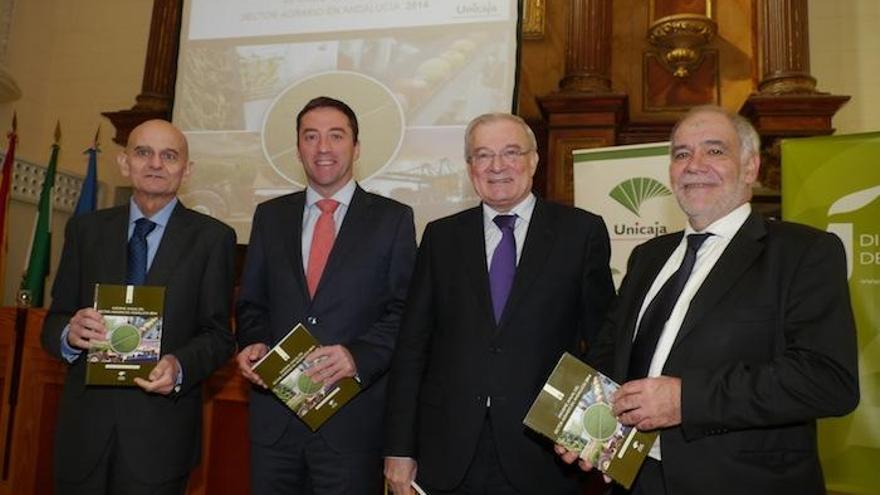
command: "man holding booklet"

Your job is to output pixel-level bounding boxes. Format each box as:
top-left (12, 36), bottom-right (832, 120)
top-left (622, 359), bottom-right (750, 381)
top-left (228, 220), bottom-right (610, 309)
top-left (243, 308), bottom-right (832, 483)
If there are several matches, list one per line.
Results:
top-left (558, 106), bottom-right (859, 494)
top-left (236, 96), bottom-right (417, 494)
top-left (384, 113), bottom-right (615, 494)
top-left (41, 120), bottom-right (237, 494)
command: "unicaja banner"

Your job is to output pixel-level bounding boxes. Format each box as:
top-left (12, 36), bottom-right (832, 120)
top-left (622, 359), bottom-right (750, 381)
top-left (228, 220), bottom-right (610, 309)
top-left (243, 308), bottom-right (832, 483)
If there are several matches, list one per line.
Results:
top-left (782, 132), bottom-right (880, 494)
top-left (573, 143), bottom-right (686, 288)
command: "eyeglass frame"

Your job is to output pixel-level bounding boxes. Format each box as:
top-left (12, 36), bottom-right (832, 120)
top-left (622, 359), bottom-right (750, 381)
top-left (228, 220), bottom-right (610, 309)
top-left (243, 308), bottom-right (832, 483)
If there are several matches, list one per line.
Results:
top-left (467, 146), bottom-right (535, 168)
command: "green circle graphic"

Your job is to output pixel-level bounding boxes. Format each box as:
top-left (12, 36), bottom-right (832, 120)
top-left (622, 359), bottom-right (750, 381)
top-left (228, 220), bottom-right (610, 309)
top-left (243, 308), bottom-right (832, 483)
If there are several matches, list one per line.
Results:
top-left (582, 403), bottom-right (618, 441)
top-left (296, 373), bottom-right (323, 395)
top-left (110, 324), bottom-right (141, 354)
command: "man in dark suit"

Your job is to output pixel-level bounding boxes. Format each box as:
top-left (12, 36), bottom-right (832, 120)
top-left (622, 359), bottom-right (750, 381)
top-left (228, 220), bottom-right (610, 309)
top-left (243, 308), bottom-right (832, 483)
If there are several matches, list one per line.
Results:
top-left (235, 96), bottom-right (417, 494)
top-left (558, 105), bottom-right (860, 495)
top-left (41, 120), bottom-right (237, 494)
top-left (384, 113), bottom-right (615, 494)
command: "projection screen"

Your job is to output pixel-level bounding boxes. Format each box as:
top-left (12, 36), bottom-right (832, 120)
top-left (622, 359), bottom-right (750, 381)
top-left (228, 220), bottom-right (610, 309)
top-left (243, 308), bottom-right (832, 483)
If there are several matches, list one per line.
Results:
top-left (173, 0), bottom-right (520, 240)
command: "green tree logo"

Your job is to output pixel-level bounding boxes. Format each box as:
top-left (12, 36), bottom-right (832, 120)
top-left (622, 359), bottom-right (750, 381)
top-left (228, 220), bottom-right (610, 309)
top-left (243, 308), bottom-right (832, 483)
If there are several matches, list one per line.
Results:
top-left (609, 177), bottom-right (671, 217)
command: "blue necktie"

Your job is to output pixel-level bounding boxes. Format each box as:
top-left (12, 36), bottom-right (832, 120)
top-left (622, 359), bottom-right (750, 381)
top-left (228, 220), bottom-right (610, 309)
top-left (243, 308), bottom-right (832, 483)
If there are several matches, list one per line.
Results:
top-left (126, 218), bottom-right (157, 285)
top-left (627, 233), bottom-right (712, 380)
top-left (489, 215), bottom-right (517, 323)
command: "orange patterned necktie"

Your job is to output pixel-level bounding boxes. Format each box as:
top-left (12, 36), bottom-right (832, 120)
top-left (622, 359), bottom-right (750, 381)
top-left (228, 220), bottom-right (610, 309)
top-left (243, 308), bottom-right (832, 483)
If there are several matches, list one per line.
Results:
top-left (306, 199), bottom-right (339, 297)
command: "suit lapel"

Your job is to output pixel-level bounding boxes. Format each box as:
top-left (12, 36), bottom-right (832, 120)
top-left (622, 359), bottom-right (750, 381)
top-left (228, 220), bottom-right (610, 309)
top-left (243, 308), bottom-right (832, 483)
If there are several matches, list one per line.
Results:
top-left (455, 206), bottom-right (496, 329)
top-left (314, 186), bottom-right (370, 298)
top-left (283, 193), bottom-right (310, 301)
top-left (671, 213), bottom-right (766, 348)
top-left (147, 202), bottom-right (192, 286)
top-left (498, 199), bottom-right (555, 328)
top-left (614, 234), bottom-right (681, 378)
top-left (102, 206), bottom-right (130, 283)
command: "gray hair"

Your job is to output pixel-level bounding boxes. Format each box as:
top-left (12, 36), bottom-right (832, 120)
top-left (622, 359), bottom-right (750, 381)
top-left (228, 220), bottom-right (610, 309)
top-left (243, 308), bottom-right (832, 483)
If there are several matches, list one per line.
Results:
top-left (464, 113), bottom-right (538, 161)
top-left (670, 105), bottom-right (761, 161)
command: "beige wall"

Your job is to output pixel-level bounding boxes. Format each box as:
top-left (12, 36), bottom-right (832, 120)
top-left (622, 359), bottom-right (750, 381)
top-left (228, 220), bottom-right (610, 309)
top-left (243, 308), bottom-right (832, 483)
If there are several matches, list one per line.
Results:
top-left (810, 0), bottom-right (880, 134)
top-left (0, 0), bottom-right (151, 306)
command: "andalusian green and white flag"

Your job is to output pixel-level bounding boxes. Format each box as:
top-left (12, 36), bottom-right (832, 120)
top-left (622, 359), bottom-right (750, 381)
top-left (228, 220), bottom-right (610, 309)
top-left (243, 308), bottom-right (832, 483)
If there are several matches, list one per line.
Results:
top-left (782, 132), bottom-right (880, 494)
top-left (20, 124), bottom-right (61, 307)
top-left (573, 142), bottom-right (686, 288)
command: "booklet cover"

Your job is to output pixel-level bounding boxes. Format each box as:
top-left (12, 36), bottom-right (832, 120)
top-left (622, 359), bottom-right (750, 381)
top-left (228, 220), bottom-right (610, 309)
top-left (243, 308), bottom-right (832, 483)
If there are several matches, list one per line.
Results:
top-left (87, 284), bottom-right (165, 386)
top-left (252, 323), bottom-right (361, 431)
top-left (523, 352), bottom-right (657, 489)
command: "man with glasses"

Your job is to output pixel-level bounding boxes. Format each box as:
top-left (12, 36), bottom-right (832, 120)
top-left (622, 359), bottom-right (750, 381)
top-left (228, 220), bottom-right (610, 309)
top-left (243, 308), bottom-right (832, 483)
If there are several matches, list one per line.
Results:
top-left (42, 119), bottom-right (237, 494)
top-left (557, 106), bottom-right (859, 494)
top-left (384, 113), bottom-right (615, 494)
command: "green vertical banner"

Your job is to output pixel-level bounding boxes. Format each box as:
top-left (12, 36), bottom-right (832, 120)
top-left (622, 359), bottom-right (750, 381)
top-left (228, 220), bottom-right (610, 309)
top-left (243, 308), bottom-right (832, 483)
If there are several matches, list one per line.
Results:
top-left (782, 132), bottom-right (880, 494)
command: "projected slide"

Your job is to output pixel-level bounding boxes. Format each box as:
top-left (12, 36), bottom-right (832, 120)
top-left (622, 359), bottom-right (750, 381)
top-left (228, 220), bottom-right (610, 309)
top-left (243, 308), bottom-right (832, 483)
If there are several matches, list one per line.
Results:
top-left (174, 0), bottom-right (519, 239)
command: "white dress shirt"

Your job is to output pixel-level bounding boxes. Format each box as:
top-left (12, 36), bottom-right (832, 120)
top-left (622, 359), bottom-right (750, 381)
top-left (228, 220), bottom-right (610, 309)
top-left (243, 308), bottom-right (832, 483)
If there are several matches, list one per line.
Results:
top-left (636, 202), bottom-right (752, 460)
top-left (301, 179), bottom-right (356, 270)
top-left (482, 193), bottom-right (536, 269)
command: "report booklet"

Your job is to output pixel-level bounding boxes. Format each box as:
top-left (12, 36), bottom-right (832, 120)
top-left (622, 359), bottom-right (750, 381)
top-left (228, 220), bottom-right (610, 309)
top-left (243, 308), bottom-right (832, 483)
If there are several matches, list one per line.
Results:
top-left (252, 323), bottom-right (361, 431)
top-left (523, 352), bottom-right (657, 489)
top-left (87, 284), bottom-right (165, 386)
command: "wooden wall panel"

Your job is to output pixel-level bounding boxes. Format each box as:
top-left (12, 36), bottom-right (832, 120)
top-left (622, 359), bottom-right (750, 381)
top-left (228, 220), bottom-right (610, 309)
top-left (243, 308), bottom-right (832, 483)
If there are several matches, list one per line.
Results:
top-left (611, 0), bottom-right (757, 122)
top-left (517, 1), bottom-right (568, 121)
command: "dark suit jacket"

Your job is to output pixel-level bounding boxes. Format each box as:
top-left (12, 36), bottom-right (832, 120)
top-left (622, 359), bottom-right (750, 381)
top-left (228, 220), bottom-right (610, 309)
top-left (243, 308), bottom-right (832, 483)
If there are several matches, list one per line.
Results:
top-left (384, 198), bottom-right (615, 494)
top-left (589, 212), bottom-right (859, 495)
top-left (236, 185), bottom-right (416, 452)
top-left (41, 201), bottom-right (237, 484)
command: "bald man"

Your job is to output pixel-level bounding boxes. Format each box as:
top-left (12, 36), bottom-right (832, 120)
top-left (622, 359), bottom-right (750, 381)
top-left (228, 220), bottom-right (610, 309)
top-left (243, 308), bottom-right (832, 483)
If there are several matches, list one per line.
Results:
top-left (42, 120), bottom-right (237, 494)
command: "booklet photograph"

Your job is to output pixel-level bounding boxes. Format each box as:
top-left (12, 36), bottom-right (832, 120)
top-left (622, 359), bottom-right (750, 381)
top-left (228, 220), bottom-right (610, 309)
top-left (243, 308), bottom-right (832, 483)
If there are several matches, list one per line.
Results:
top-left (523, 352), bottom-right (657, 489)
top-left (252, 323), bottom-right (361, 431)
top-left (87, 284), bottom-right (165, 386)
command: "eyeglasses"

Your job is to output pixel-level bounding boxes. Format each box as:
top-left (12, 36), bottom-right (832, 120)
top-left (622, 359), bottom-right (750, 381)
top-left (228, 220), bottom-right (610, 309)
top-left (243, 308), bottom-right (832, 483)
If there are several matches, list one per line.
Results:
top-left (469, 148), bottom-right (533, 168)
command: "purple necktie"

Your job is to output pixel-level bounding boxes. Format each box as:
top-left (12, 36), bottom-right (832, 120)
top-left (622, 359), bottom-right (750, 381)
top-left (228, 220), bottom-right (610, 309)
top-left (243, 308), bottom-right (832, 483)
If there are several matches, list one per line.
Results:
top-left (489, 214), bottom-right (517, 323)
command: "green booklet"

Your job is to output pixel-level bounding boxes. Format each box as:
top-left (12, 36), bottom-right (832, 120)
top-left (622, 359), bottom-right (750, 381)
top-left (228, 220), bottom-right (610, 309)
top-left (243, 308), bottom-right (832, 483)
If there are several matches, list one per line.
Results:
top-left (252, 323), bottom-right (361, 431)
top-left (523, 352), bottom-right (657, 489)
top-left (87, 284), bottom-right (165, 386)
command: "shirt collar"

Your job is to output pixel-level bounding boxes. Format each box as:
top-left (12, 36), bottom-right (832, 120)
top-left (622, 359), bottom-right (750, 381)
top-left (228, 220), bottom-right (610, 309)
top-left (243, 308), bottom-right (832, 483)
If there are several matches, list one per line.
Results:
top-left (305, 179), bottom-right (356, 209)
top-left (129, 197), bottom-right (177, 228)
top-left (684, 202), bottom-right (751, 240)
top-left (482, 193), bottom-right (536, 226)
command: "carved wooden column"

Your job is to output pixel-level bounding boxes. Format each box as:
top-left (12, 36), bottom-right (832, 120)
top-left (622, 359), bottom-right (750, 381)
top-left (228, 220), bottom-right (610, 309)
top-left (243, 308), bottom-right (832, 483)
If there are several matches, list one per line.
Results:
top-left (537, 0), bottom-right (625, 205)
top-left (740, 0), bottom-right (849, 194)
top-left (103, 0), bottom-right (183, 146)
top-left (559, 0), bottom-right (612, 93)
top-left (757, 0), bottom-right (815, 95)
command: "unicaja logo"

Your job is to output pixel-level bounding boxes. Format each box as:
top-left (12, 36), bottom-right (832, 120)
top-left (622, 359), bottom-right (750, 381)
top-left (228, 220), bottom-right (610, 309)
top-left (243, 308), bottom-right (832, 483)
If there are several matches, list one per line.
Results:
top-left (826, 184), bottom-right (880, 279)
top-left (609, 177), bottom-right (671, 217)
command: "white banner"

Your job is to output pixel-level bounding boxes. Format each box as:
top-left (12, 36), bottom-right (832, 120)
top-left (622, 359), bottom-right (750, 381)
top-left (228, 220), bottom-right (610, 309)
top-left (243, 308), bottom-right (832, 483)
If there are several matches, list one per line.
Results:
top-left (573, 143), bottom-right (686, 288)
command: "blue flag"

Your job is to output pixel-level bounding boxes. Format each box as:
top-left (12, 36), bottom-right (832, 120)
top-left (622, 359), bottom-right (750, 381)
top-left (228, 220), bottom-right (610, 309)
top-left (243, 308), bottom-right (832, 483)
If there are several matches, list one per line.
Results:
top-left (74, 146), bottom-right (98, 216)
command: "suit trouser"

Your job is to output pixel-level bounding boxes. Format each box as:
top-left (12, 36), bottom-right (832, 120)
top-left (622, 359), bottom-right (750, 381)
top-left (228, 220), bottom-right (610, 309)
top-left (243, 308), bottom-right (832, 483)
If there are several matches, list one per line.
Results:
top-left (613, 458), bottom-right (666, 495)
top-left (422, 413), bottom-right (521, 495)
top-left (250, 422), bottom-right (382, 495)
top-left (55, 429), bottom-right (188, 495)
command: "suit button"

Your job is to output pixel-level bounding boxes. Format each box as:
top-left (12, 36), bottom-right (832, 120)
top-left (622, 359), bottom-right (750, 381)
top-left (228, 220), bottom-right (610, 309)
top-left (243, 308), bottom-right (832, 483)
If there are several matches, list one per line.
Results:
top-left (306, 316), bottom-right (318, 325)
top-left (491, 347), bottom-right (502, 354)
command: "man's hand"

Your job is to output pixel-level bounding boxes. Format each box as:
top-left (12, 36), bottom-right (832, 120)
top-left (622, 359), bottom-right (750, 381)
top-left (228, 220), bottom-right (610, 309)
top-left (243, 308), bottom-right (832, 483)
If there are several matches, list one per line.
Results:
top-left (134, 354), bottom-right (180, 395)
top-left (304, 345), bottom-right (357, 385)
top-left (384, 457), bottom-right (417, 495)
top-left (554, 444), bottom-right (598, 472)
top-left (236, 343), bottom-right (269, 388)
top-left (66, 307), bottom-right (107, 350)
top-left (613, 376), bottom-right (682, 431)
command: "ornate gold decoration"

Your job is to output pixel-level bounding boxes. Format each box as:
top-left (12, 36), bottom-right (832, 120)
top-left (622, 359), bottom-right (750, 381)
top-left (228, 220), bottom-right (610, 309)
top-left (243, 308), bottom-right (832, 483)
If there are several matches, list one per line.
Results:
top-left (522, 0), bottom-right (546, 40)
top-left (647, 14), bottom-right (716, 78)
